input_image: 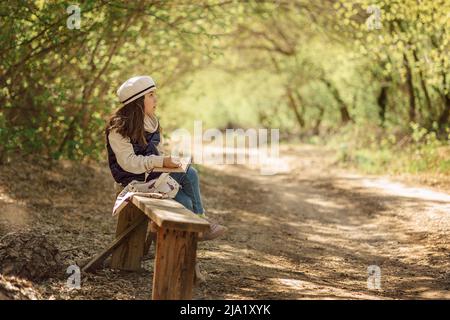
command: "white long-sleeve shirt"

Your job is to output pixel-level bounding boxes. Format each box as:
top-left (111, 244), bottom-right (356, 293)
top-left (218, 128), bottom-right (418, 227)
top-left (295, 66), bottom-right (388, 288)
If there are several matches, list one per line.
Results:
top-left (108, 114), bottom-right (164, 174)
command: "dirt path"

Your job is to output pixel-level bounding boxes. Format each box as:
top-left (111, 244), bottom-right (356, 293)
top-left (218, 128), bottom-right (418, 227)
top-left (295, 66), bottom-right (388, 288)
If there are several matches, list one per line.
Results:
top-left (196, 144), bottom-right (450, 299)
top-left (0, 145), bottom-right (449, 299)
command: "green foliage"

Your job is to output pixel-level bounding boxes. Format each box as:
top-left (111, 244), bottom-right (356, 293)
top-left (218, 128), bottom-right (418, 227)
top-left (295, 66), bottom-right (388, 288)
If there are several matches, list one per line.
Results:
top-left (328, 123), bottom-right (450, 174)
top-left (0, 0), bottom-right (448, 176)
top-left (0, 0), bottom-right (240, 160)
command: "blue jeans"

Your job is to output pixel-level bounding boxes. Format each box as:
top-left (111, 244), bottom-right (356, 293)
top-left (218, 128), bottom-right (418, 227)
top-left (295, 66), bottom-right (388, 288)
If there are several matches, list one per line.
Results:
top-left (170, 166), bottom-right (204, 214)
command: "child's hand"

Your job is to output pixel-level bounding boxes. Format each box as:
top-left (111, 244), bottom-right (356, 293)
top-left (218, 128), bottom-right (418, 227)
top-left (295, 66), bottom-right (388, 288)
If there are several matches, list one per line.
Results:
top-left (163, 156), bottom-right (181, 168)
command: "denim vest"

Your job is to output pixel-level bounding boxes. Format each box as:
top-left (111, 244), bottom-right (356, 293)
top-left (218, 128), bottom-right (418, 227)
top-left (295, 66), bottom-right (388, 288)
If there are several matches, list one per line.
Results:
top-left (106, 128), bottom-right (162, 187)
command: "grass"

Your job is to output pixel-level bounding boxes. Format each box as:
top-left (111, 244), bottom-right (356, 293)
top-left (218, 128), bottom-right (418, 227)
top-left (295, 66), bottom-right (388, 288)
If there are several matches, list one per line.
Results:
top-left (312, 123), bottom-right (450, 176)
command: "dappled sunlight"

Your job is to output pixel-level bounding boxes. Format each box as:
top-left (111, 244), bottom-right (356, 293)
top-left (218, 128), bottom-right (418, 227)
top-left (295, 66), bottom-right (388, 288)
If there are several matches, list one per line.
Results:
top-left (0, 186), bottom-right (15, 204)
top-left (419, 290), bottom-right (450, 299)
top-left (272, 278), bottom-right (383, 300)
top-left (0, 186), bottom-right (32, 230)
top-left (207, 243), bottom-right (299, 271)
top-left (303, 197), bottom-right (346, 210)
top-left (0, 203), bottom-right (31, 230)
top-left (361, 178), bottom-right (450, 202)
top-left (237, 210), bottom-right (274, 225)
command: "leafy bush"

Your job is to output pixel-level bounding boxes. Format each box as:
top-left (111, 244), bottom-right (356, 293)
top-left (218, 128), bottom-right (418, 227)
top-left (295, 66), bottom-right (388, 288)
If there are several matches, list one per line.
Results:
top-left (327, 123), bottom-right (450, 175)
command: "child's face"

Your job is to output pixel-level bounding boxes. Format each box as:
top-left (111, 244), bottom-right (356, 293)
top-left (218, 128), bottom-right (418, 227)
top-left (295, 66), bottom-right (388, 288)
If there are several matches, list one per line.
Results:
top-left (144, 90), bottom-right (157, 116)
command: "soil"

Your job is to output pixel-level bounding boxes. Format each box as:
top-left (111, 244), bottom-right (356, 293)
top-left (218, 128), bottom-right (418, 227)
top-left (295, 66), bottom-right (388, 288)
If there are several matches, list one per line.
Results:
top-left (0, 144), bottom-right (448, 299)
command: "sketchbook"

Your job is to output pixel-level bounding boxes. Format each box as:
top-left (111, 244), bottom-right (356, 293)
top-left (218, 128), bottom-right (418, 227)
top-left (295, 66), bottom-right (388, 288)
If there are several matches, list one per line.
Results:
top-left (152, 156), bottom-right (191, 173)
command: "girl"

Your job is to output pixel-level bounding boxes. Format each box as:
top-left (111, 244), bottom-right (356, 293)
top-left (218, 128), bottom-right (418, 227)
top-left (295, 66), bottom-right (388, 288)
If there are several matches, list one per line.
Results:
top-left (105, 75), bottom-right (227, 241)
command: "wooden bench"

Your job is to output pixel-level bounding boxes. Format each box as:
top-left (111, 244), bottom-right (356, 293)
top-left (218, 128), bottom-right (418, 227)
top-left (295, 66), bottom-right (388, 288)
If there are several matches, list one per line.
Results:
top-left (83, 195), bottom-right (210, 300)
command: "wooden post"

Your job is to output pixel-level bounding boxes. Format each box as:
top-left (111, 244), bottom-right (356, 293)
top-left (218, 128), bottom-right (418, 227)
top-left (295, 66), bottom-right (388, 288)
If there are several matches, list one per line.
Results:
top-left (110, 202), bottom-right (148, 271)
top-left (152, 227), bottom-right (198, 300)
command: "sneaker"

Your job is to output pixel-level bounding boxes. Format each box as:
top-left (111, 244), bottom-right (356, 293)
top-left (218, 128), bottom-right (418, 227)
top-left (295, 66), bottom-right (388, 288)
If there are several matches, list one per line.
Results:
top-left (198, 216), bottom-right (228, 241)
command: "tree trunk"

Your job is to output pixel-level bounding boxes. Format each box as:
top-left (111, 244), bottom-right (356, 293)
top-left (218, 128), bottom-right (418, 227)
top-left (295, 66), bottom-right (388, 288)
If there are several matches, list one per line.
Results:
top-left (286, 87), bottom-right (305, 128)
top-left (437, 93), bottom-right (450, 133)
top-left (321, 78), bottom-right (352, 124)
top-left (403, 53), bottom-right (416, 122)
top-left (313, 105), bottom-right (325, 135)
top-left (412, 50), bottom-right (432, 118)
top-left (377, 84), bottom-right (388, 126)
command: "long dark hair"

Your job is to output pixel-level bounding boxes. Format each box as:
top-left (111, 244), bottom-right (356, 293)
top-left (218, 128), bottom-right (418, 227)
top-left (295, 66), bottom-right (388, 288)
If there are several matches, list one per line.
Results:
top-left (105, 96), bottom-right (147, 146)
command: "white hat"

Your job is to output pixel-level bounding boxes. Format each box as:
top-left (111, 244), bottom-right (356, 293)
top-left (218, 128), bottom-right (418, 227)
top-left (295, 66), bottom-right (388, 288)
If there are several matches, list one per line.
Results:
top-left (117, 75), bottom-right (156, 105)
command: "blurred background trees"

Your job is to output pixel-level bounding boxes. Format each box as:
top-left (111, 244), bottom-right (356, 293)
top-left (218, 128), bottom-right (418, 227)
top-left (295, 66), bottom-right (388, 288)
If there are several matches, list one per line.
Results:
top-left (0, 0), bottom-right (448, 173)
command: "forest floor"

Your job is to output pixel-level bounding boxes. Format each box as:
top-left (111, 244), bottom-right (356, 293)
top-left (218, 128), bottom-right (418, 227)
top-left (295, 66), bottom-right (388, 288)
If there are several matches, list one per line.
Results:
top-left (0, 144), bottom-right (449, 299)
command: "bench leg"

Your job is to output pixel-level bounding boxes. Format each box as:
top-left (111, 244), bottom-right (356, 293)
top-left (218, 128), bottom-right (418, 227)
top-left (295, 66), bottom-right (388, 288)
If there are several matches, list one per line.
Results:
top-left (111, 202), bottom-right (148, 271)
top-left (152, 227), bottom-right (198, 300)
top-left (82, 214), bottom-right (146, 273)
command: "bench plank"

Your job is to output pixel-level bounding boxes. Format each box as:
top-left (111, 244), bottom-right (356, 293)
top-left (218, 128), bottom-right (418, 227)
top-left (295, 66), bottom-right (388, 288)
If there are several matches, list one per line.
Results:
top-left (131, 196), bottom-right (210, 233)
